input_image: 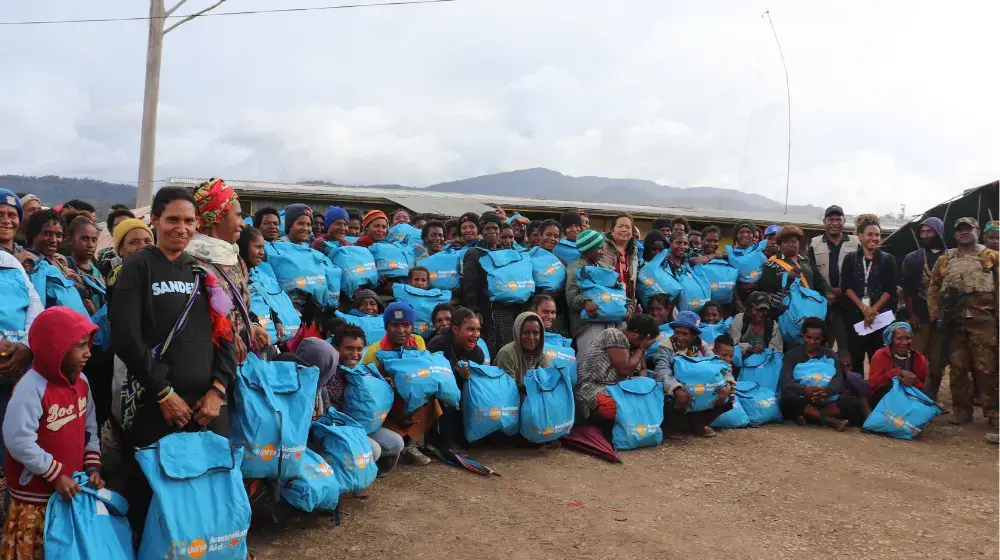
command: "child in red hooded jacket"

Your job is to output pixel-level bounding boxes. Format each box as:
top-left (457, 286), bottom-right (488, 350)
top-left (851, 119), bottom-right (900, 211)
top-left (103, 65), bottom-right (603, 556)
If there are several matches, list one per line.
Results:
top-left (1, 307), bottom-right (102, 559)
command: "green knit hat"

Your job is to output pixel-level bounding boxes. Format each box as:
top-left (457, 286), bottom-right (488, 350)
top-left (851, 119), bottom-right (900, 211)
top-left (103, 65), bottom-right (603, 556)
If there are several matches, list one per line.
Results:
top-left (576, 229), bottom-right (604, 253)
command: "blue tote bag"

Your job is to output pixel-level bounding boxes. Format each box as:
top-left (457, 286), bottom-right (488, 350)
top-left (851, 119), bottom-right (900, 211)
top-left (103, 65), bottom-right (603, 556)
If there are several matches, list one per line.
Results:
top-left (737, 349), bottom-right (783, 393)
top-left (392, 283), bottom-right (452, 337)
top-left (461, 363), bottom-right (521, 442)
top-left (380, 349), bottom-right (461, 415)
top-left (283, 448), bottom-right (341, 512)
top-left (543, 332), bottom-right (578, 385)
top-left (792, 355), bottom-right (839, 403)
top-left (90, 304), bottom-right (112, 351)
top-left (636, 252), bottom-right (682, 308)
top-left (480, 249), bottom-right (535, 304)
top-left (136, 432), bottom-right (251, 560)
top-left (341, 362), bottom-right (395, 434)
top-left (577, 265), bottom-right (627, 322)
top-left (249, 266), bottom-right (301, 342)
top-left (699, 317), bottom-right (733, 345)
top-left (711, 395), bottom-right (750, 429)
top-left (725, 242), bottom-right (767, 284)
top-left (527, 246), bottom-right (566, 293)
top-left (552, 238), bottom-right (580, 266)
top-left (606, 377), bottom-right (665, 450)
top-left (44, 471), bottom-right (134, 560)
top-left (310, 408), bottom-right (378, 494)
top-left (419, 249), bottom-right (461, 291)
top-left (778, 274), bottom-right (829, 345)
top-left (29, 260), bottom-right (89, 316)
top-left (863, 378), bottom-right (941, 439)
top-left (325, 243), bottom-right (378, 296)
top-left (734, 380), bottom-right (782, 426)
top-left (264, 241), bottom-right (340, 308)
top-left (673, 263), bottom-right (712, 313)
top-left (336, 311), bottom-right (387, 348)
top-left (0, 266), bottom-right (30, 344)
top-left (519, 365), bottom-right (575, 443)
top-left (387, 223), bottom-right (425, 254)
top-left (369, 241), bottom-right (413, 280)
top-left (477, 337), bottom-right (492, 365)
top-left (671, 355), bottom-right (729, 412)
top-left (694, 258), bottom-right (739, 304)
top-left (230, 353), bottom-right (319, 480)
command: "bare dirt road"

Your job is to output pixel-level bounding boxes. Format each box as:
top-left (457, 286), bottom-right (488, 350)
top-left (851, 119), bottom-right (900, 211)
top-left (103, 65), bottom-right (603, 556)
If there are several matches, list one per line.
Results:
top-left (249, 414), bottom-right (998, 560)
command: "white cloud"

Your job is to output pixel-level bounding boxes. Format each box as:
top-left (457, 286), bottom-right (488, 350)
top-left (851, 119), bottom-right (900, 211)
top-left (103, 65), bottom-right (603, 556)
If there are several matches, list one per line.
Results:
top-left (0, 0), bottom-right (996, 214)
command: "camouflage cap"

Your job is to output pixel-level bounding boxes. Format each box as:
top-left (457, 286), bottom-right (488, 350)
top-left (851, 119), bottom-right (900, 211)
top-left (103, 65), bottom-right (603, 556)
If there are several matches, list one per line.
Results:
top-left (954, 217), bottom-right (980, 230)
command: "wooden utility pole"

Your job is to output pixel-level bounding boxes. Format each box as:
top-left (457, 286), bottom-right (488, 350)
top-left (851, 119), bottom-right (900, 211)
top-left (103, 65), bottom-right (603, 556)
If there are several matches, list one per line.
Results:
top-left (136, 0), bottom-right (227, 207)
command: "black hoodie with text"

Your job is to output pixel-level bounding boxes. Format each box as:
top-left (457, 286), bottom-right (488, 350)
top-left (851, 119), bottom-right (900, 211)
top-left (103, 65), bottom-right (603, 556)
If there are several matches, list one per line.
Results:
top-left (110, 245), bottom-right (235, 406)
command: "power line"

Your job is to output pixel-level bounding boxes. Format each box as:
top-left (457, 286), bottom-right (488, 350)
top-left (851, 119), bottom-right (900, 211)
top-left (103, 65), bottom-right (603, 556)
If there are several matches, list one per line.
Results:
top-left (0, 0), bottom-right (458, 26)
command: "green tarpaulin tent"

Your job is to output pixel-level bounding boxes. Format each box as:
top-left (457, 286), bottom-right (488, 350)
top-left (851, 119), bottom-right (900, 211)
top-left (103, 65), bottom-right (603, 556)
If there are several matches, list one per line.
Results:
top-left (882, 180), bottom-right (999, 260)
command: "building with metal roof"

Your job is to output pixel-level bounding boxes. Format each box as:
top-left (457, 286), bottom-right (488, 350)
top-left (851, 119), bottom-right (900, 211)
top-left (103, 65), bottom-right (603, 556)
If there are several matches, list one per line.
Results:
top-left (166, 177), bottom-right (885, 237)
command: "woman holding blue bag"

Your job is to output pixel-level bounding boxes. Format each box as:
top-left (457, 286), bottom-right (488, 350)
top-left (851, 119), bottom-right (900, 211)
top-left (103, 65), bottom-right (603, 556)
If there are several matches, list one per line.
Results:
top-left (495, 311), bottom-right (553, 393)
top-left (566, 218), bottom-right (638, 355)
top-left (460, 212), bottom-right (529, 356)
top-left (652, 311), bottom-right (733, 438)
top-left (298, 330), bottom-right (404, 475)
top-left (779, 317), bottom-right (868, 430)
top-left (110, 187), bottom-right (237, 534)
top-left (867, 322), bottom-right (927, 408)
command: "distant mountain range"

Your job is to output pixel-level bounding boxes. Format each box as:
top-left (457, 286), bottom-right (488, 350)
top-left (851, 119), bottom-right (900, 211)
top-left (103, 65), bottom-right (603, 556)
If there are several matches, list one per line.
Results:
top-left (0, 175), bottom-right (137, 219)
top-left (311, 167), bottom-right (826, 218)
top-left (1, 168), bottom-right (825, 220)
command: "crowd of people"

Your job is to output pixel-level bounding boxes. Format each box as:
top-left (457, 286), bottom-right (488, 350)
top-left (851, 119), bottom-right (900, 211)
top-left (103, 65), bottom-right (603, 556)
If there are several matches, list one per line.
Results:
top-left (0, 181), bottom-right (995, 559)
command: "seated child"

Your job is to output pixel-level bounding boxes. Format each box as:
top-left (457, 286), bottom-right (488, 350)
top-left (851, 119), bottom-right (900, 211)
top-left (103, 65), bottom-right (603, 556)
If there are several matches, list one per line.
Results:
top-left (2, 307), bottom-right (102, 559)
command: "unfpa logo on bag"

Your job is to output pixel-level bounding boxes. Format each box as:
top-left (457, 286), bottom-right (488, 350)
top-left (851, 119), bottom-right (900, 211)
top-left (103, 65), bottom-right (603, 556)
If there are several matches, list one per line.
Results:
top-left (689, 298), bottom-right (701, 308)
top-left (749, 270), bottom-right (760, 280)
top-left (417, 321), bottom-right (429, 334)
top-left (416, 368), bottom-right (431, 378)
top-left (758, 398), bottom-right (774, 408)
top-left (258, 444), bottom-right (278, 461)
top-left (693, 384), bottom-right (706, 395)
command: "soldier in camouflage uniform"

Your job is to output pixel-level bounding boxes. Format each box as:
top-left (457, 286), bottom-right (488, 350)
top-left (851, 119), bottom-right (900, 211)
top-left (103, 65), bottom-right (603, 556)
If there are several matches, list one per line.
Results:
top-left (928, 217), bottom-right (999, 428)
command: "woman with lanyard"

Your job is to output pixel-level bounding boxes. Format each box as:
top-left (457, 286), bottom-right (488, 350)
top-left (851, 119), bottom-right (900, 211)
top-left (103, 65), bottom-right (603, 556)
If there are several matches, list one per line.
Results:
top-left (841, 214), bottom-right (897, 375)
top-left (185, 178), bottom-right (269, 363)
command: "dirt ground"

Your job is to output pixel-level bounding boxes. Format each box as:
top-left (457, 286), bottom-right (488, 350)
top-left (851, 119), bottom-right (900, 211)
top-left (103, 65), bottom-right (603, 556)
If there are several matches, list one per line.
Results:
top-left (250, 395), bottom-right (998, 560)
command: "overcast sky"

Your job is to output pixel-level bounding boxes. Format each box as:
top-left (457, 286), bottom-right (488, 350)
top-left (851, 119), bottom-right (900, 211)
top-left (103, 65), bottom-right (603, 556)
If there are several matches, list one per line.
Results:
top-left (1, 0), bottom-right (997, 214)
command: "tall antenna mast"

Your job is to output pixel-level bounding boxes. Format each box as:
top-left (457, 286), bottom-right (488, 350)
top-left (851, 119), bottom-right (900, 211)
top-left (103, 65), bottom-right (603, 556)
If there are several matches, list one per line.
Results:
top-left (763, 9), bottom-right (791, 214)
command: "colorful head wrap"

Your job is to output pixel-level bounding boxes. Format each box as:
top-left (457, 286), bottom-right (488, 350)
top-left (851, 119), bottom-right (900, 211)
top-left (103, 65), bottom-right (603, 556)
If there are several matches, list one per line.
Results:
top-left (193, 178), bottom-right (237, 230)
top-left (362, 210), bottom-right (388, 231)
top-left (883, 321), bottom-right (912, 346)
top-left (984, 220), bottom-right (999, 235)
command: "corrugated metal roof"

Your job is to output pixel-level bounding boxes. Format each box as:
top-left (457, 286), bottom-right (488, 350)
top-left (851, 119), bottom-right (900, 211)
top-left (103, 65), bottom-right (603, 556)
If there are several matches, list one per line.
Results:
top-left (166, 177), bottom-right (864, 229)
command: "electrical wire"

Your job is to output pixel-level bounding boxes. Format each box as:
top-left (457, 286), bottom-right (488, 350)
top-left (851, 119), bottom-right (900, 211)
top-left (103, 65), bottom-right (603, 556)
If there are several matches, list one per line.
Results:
top-left (0, 0), bottom-right (458, 26)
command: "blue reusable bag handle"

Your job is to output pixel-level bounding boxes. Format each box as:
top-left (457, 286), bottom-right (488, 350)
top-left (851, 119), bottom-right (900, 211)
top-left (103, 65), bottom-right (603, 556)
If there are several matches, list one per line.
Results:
top-left (61, 472), bottom-right (130, 517)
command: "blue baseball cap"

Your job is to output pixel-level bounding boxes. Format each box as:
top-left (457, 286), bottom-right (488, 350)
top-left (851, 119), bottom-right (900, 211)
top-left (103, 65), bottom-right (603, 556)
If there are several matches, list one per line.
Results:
top-left (764, 224), bottom-right (780, 237)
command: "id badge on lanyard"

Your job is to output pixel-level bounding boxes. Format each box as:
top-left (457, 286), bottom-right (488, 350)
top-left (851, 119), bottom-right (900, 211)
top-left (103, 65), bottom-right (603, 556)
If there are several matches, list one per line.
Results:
top-left (862, 257), bottom-right (873, 307)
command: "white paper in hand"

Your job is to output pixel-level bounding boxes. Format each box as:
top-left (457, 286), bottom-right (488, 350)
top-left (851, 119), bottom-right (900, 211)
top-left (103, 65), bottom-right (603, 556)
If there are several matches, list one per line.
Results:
top-left (854, 310), bottom-right (895, 336)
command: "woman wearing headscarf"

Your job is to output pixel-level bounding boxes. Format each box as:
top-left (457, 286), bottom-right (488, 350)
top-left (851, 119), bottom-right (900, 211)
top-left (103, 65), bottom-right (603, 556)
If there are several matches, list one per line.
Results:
top-left (495, 311), bottom-right (552, 392)
top-left (867, 322), bottom-right (928, 408)
top-left (186, 178), bottom-right (267, 364)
